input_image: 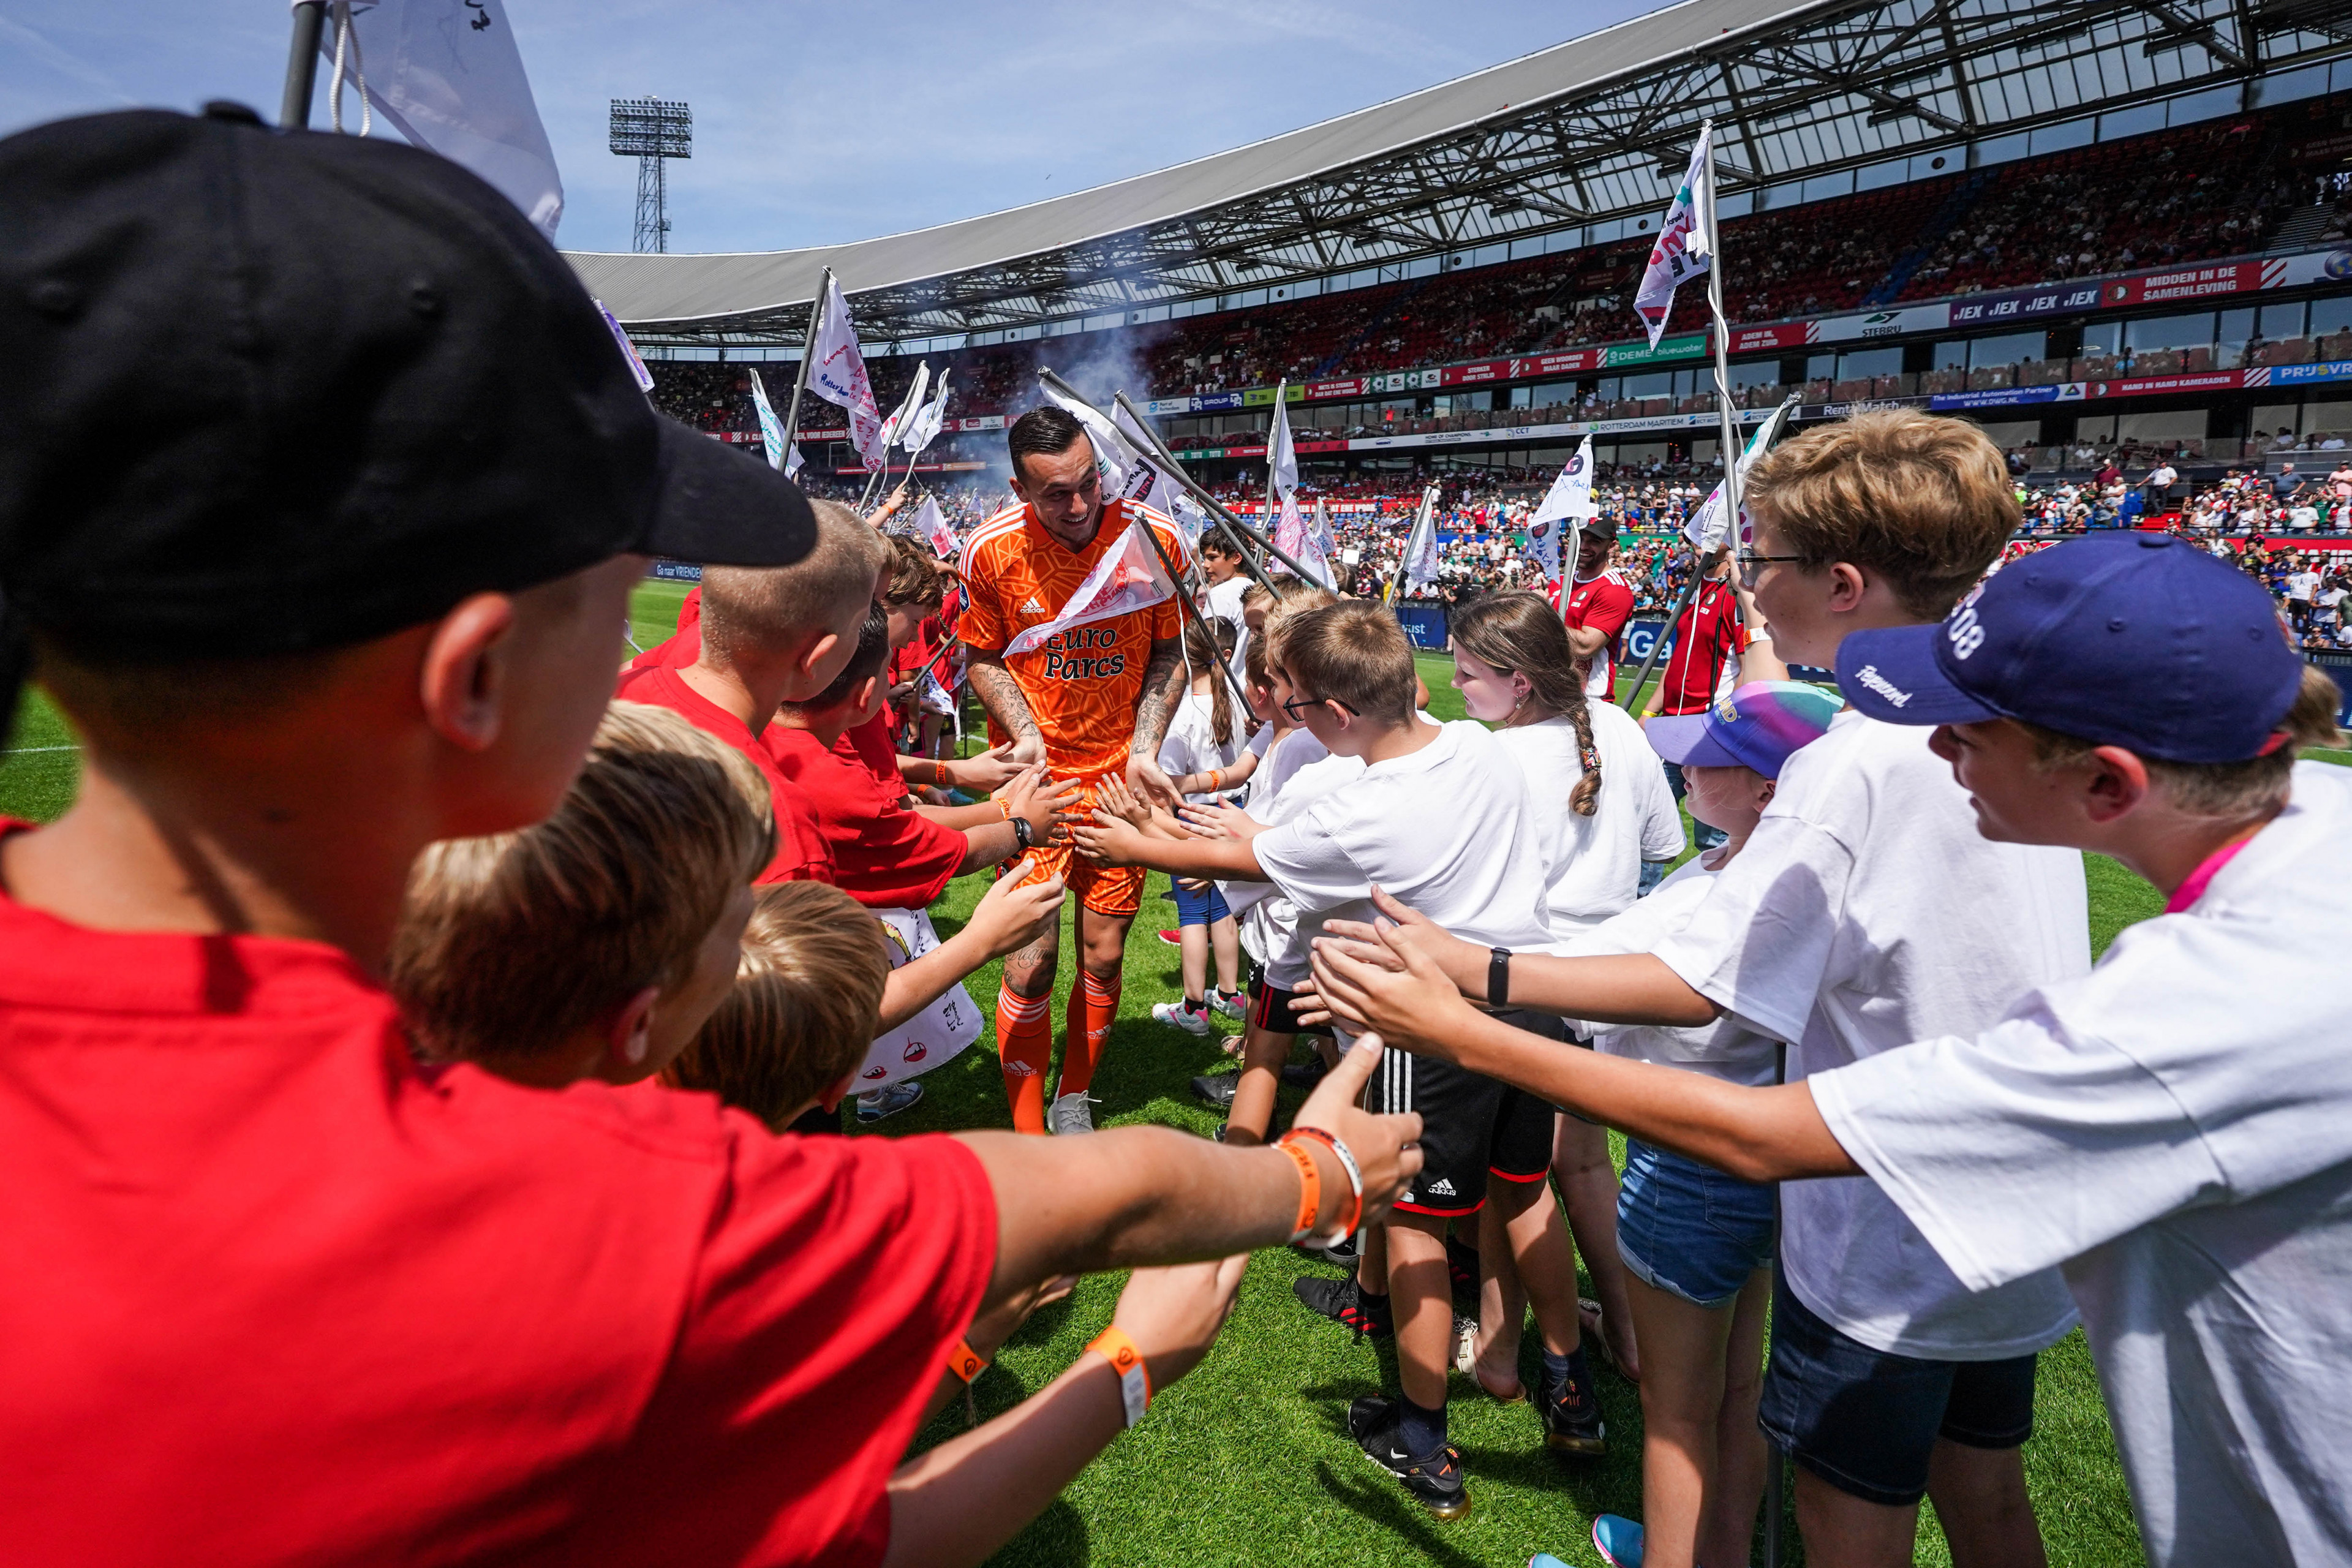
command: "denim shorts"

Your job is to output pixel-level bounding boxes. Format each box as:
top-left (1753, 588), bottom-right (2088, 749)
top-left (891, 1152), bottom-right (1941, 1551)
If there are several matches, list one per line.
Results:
top-left (1169, 875), bottom-right (1231, 927)
top-left (1758, 1267), bottom-right (2040, 1507)
top-left (1614, 1138), bottom-right (1776, 1309)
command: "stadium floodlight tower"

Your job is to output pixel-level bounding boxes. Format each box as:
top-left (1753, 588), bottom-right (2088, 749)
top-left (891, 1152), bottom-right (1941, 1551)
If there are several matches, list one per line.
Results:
top-left (609, 97), bottom-right (692, 254)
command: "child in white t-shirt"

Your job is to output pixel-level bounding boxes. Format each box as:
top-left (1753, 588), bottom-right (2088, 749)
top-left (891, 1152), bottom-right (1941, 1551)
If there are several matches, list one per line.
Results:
top-left (1149, 614), bottom-right (1248, 1034)
top-left (1077, 600), bottom-right (1582, 1521)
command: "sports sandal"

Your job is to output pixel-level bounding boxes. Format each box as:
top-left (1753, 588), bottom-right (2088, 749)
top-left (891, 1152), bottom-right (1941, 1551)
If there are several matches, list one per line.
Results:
top-left (1452, 1314), bottom-right (1526, 1404)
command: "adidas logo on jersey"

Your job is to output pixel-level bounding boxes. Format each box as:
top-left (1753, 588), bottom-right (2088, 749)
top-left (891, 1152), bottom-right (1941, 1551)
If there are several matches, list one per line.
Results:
top-left (1020, 595), bottom-right (1046, 614)
top-left (1423, 1177), bottom-right (1458, 1196)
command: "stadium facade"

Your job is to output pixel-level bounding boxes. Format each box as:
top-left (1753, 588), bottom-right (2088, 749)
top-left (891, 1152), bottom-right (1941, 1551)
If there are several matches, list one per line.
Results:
top-left (570, 0), bottom-right (2352, 481)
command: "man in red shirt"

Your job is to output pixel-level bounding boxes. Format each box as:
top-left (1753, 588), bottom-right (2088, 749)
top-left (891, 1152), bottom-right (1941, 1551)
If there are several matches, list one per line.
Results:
top-left (961, 408), bottom-right (1190, 1135)
top-left (0, 110), bottom-right (1423, 1568)
top-left (1648, 546), bottom-right (1748, 718)
top-left (1561, 516), bottom-right (1637, 701)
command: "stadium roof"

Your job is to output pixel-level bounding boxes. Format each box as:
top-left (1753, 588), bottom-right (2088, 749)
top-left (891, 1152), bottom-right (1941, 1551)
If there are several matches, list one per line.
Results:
top-left (568, 0), bottom-right (2352, 345)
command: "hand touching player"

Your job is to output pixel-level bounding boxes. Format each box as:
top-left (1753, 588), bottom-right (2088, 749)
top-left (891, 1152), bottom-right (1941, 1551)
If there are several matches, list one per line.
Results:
top-left (1124, 750), bottom-right (1180, 813)
top-left (998, 766), bottom-right (1081, 845)
top-left (1071, 809), bottom-right (1148, 867)
top-left (950, 743), bottom-right (1023, 794)
top-left (1176, 797), bottom-right (1264, 842)
top-left (962, 859), bottom-right (1068, 962)
top-left (1092, 773), bottom-right (1156, 830)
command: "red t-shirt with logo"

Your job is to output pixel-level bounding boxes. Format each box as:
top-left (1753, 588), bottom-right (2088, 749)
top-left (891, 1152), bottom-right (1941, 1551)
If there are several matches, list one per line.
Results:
top-left (0, 857), bottom-right (994, 1567)
top-left (1653, 580), bottom-right (1747, 715)
top-left (1562, 568), bottom-right (1637, 701)
top-left (764, 720), bottom-right (965, 910)
top-left (611, 665), bottom-right (835, 885)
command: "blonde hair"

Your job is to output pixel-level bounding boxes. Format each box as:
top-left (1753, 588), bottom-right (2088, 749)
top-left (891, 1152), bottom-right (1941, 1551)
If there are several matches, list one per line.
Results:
top-left (1450, 592), bottom-right (1604, 816)
top-left (2021, 664), bottom-right (2346, 820)
top-left (663, 881), bottom-right (891, 1126)
top-left (390, 701), bottom-right (775, 1061)
top-left (1273, 600), bottom-right (1415, 726)
top-left (1746, 410), bottom-right (2019, 620)
top-left (700, 499), bottom-right (885, 665)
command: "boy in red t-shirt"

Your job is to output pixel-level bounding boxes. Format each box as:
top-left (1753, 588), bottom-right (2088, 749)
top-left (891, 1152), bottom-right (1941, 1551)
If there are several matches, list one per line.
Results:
top-left (0, 110), bottom-right (1427, 1568)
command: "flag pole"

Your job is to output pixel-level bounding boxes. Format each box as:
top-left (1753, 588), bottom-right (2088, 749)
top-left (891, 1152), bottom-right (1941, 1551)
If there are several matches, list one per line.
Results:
top-left (1621, 123), bottom-right (1736, 712)
top-left (1131, 510), bottom-right (1256, 720)
top-left (778, 266), bottom-right (828, 472)
top-left (1101, 388), bottom-right (1325, 587)
top-left (279, 1), bottom-right (328, 128)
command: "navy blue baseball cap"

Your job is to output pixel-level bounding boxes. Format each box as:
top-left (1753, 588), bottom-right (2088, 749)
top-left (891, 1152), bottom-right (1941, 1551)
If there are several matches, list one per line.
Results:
top-left (1835, 533), bottom-right (2304, 763)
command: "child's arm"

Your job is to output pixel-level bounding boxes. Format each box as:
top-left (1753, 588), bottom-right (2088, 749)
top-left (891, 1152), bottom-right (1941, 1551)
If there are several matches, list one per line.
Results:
top-left (1169, 747), bottom-right (1258, 798)
top-left (1071, 810), bottom-right (1267, 881)
top-left (883, 1257), bottom-right (1246, 1568)
top-left (1305, 926), bottom-right (1854, 1185)
top-left (879, 867), bottom-right (1065, 1031)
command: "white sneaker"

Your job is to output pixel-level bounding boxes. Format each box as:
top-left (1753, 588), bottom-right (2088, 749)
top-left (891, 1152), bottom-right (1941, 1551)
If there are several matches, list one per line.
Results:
top-left (1152, 1000), bottom-right (1213, 1036)
top-left (1048, 1091), bottom-right (1096, 1135)
top-left (855, 1081), bottom-right (924, 1123)
top-left (1209, 989), bottom-right (1248, 1020)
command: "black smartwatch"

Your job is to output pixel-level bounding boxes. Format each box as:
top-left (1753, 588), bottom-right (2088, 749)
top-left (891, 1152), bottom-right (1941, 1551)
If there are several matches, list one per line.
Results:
top-left (1487, 947), bottom-right (1512, 1009)
top-left (1011, 816), bottom-right (1034, 851)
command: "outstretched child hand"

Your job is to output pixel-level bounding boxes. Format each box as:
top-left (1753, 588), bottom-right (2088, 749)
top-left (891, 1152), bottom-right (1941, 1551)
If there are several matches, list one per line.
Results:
top-left (1177, 799), bottom-right (1262, 841)
top-left (1107, 1253), bottom-right (1250, 1396)
top-left (965, 860), bottom-right (1066, 960)
top-left (1093, 773), bottom-right (1154, 829)
top-left (1071, 810), bottom-right (1146, 867)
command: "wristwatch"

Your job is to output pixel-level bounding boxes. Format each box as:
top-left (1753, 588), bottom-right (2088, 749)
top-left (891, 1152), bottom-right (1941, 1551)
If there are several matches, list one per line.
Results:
top-left (1011, 815), bottom-right (1035, 851)
top-left (1487, 947), bottom-right (1512, 1009)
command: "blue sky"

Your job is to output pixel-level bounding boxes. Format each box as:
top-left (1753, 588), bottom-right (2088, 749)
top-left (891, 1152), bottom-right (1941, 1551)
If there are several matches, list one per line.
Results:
top-left (2, 1), bottom-right (1657, 255)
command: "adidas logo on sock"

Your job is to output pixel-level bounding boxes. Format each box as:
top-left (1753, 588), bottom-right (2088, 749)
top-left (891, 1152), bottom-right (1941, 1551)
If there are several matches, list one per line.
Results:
top-left (1020, 595), bottom-right (1045, 614)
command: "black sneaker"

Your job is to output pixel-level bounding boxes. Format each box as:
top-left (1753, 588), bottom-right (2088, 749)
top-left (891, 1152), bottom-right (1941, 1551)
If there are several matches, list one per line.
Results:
top-left (1540, 1367), bottom-right (1608, 1457)
top-left (1280, 1058), bottom-right (1328, 1090)
top-left (1292, 1272), bottom-right (1393, 1340)
top-left (1348, 1395), bottom-right (1471, 1520)
top-left (1190, 1071), bottom-right (1238, 1108)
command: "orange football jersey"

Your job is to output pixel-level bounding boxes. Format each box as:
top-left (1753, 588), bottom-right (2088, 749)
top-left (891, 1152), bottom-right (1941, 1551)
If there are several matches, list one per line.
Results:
top-left (959, 499), bottom-right (1189, 777)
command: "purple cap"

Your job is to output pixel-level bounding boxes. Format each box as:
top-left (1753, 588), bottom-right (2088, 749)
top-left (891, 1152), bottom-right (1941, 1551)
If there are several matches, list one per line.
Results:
top-left (1646, 680), bottom-right (1843, 778)
top-left (1835, 533), bottom-right (2302, 763)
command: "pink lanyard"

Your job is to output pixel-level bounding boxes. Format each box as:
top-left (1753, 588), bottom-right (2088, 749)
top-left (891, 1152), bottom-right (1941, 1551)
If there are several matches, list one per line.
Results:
top-left (2164, 837), bottom-right (2253, 914)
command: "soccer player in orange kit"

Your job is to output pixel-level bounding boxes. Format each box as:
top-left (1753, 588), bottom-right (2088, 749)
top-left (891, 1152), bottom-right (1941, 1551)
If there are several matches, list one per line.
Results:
top-left (960, 407), bottom-right (1190, 1134)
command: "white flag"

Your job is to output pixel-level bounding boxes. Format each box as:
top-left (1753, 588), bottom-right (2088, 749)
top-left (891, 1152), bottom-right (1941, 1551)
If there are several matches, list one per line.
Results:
top-left (880, 362), bottom-right (930, 451)
top-left (808, 276), bottom-right (887, 470)
top-left (1633, 123), bottom-right (1715, 349)
top-left (1038, 377), bottom-right (1135, 495)
top-left (903, 370), bottom-right (952, 458)
top-left (1525, 436), bottom-right (1596, 584)
top-left (1684, 397), bottom-right (1796, 551)
top-left (312, 0), bottom-right (563, 238)
top-left (747, 368), bottom-right (786, 472)
top-left (1304, 499), bottom-right (1338, 590)
top-left (1400, 486), bottom-right (1442, 594)
top-left (908, 496), bottom-right (959, 559)
top-left (1003, 518), bottom-right (1178, 658)
top-left (1267, 383), bottom-right (1298, 500)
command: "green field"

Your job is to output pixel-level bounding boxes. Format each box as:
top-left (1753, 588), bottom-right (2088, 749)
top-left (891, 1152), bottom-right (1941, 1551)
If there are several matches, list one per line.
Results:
top-left (5, 580), bottom-right (2338, 1565)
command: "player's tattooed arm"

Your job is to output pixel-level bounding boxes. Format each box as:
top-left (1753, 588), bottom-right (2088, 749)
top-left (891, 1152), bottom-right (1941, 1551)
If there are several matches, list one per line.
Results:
top-left (967, 647), bottom-right (1046, 767)
top-left (1123, 637), bottom-right (1186, 809)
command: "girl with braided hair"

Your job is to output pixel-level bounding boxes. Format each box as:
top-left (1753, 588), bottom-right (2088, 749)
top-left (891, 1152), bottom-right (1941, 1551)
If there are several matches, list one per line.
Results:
top-left (1445, 590), bottom-right (1687, 1389)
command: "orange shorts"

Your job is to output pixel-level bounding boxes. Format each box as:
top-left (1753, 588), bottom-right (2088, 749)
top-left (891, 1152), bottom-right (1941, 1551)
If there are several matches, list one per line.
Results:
top-left (1004, 773), bottom-right (1148, 918)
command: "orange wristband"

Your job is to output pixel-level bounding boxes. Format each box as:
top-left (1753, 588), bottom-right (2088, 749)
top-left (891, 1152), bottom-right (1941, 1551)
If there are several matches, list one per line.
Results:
top-left (1277, 1137), bottom-right (1321, 1245)
top-left (998, 794), bottom-right (1014, 820)
top-left (1283, 1127), bottom-right (1363, 1243)
top-left (946, 1338), bottom-right (987, 1384)
top-left (1087, 1325), bottom-right (1152, 1427)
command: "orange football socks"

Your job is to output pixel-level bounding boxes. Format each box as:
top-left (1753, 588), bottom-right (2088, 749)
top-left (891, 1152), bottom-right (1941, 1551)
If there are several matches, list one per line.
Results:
top-left (1056, 970), bottom-right (1120, 1099)
top-left (995, 983), bottom-right (1054, 1134)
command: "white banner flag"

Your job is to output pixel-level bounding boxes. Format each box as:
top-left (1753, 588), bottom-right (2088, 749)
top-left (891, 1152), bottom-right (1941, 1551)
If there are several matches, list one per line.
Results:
top-left (1633, 123), bottom-right (1715, 349)
top-left (1038, 377), bottom-right (1136, 495)
top-left (747, 368), bottom-right (786, 471)
top-left (854, 907), bottom-right (982, 1090)
top-left (1524, 435), bottom-right (1596, 584)
top-left (903, 369), bottom-right (952, 457)
top-left (880, 361), bottom-right (930, 451)
top-left (1304, 498), bottom-right (1338, 590)
top-left (1400, 486), bottom-right (1443, 594)
top-left (808, 276), bottom-right (887, 470)
top-left (908, 495), bottom-right (959, 559)
top-left (311, 0), bottom-right (563, 238)
top-left (1267, 382), bottom-right (1298, 500)
top-left (1684, 398), bottom-right (1796, 551)
top-left (1003, 518), bottom-right (1178, 658)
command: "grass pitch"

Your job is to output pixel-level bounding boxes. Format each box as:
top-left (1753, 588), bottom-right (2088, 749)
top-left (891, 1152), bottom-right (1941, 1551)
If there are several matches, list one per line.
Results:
top-left (0, 576), bottom-right (2253, 1565)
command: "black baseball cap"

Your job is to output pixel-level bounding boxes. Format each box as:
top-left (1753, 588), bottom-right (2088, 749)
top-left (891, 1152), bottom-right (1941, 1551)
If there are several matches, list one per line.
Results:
top-left (1836, 533), bottom-right (2304, 763)
top-left (0, 105), bottom-right (812, 676)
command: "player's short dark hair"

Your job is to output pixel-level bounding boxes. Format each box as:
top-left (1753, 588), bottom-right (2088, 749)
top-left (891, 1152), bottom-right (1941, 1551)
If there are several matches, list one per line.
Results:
top-left (1008, 406), bottom-right (1092, 484)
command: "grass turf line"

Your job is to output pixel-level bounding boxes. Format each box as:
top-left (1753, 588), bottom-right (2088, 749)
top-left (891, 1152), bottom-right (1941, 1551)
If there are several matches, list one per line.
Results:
top-left (0, 592), bottom-right (2179, 1566)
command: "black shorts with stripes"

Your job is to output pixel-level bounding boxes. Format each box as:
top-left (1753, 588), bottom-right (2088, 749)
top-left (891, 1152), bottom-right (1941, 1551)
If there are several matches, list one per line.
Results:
top-left (1359, 1010), bottom-right (1564, 1216)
